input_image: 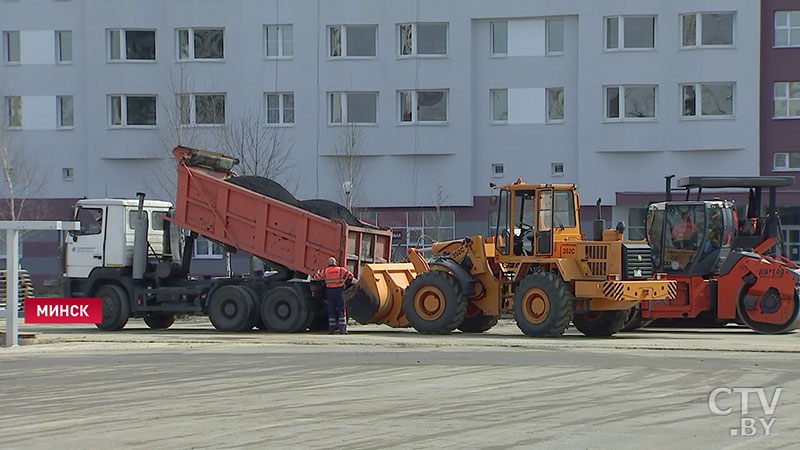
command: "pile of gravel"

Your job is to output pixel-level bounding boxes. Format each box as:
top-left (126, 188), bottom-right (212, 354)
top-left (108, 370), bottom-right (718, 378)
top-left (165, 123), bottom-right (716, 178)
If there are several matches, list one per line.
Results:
top-left (226, 176), bottom-right (376, 229)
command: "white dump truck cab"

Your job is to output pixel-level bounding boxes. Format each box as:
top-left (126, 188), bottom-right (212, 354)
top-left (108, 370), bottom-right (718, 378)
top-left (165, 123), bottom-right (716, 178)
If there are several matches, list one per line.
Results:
top-left (65, 198), bottom-right (175, 279)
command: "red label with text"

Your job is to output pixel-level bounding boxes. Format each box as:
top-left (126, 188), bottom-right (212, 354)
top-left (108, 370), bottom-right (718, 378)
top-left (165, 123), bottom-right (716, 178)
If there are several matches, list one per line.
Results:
top-left (25, 298), bottom-right (102, 323)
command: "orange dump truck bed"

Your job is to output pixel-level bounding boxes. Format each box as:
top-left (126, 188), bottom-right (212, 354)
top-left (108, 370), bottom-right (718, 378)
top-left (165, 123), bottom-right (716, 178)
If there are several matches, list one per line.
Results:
top-left (167, 146), bottom-right (392, 278)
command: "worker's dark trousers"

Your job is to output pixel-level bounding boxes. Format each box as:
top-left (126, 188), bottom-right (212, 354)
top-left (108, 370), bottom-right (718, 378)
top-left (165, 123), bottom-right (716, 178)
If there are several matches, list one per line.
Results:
top-left (326, 286), bottom-right (346, 332)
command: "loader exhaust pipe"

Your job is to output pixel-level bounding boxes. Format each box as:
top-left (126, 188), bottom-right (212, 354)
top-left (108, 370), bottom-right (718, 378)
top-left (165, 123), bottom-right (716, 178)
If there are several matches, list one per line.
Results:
top-left (132, 192), bottom-right (148, 280)
top-left (593, 198), bottom-right (605, 241)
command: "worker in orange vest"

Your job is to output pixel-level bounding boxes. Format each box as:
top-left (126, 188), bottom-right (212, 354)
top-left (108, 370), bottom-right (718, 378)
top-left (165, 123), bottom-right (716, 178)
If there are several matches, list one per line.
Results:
top-left (313, 257), bottom-right (355, 334)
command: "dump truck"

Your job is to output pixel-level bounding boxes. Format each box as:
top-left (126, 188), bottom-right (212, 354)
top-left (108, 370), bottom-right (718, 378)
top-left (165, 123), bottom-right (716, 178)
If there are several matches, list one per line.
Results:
top-left (630, 176), bottom-right (800, 334)
top-left (63, 146), bottom-right (392, 332)
top-left (349, 180), bottom-right (678, 337)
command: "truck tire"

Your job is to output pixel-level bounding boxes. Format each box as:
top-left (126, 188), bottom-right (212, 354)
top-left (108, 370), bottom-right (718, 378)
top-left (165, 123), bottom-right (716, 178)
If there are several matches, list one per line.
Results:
top-left (238, 286), bottom-right (260, 330)
top-left (261, 286), bottom-right (309, 333)
top-left (457, 304), bottom-right (499, 333)
top-left (573, 310), bottom-right (628, 336)
top-left (402, 270), bottom-right (466, 334)
top-left (513, 272), bottom-right (573, 337)
top-left (144, 313), bottom-right (175, 330)
top-left (95, 285), bottom-right (131, 331)
top-left (620, 306), bottom-right (653, 332)
top-left (208, 285), bottom-right (256, 332)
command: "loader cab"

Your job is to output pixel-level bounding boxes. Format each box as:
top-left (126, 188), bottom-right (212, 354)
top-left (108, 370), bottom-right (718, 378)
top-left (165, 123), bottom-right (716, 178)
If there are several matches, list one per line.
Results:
top-left (646, 200), bottom-right (735, 276)
top-left (494, 182), bottom-right (581, 261)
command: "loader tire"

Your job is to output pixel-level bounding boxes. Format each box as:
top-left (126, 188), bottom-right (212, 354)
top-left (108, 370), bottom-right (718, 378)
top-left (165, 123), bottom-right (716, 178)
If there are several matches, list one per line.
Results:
top-left (95, 285), bottom-right (130, 331)
top-left (208, 285), bottom-right (256, 332)
top-left (513, 272), bottom-right (573, 337)
top-left (403, 270), bottom-right (466, 334)
top-left (144, 313), bottom-right (175, 330)
top-left (261, 286), bottom-right (309, 333)
top-left (620, 306), bottom-right (653, 332)
top-left (458, 304), bottom-right (499, 333)
top-left (573, 310), bottom-right (628, 337)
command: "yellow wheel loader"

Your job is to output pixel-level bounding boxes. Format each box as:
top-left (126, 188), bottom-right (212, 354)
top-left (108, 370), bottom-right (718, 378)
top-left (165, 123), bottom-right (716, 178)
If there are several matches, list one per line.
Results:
top-left (348, 180), bottom-right (676, 337)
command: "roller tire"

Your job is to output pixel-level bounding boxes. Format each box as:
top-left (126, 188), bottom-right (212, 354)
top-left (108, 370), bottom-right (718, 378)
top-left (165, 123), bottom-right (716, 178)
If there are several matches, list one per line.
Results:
top-left (402, 270), bottom-right (466, 335)
top-left (143, 313), bottom-right (175, 330)
top-left (737, 286), bottom-right (800, 334)
top-left (513, 272), bottom-right (573, 337)
top-left (458, 304), bottom-right (499, 333)
top-left (573, 310), bottom-right (628, 337)
top-left (95, 285), bottom-right (130, 331)
top-left (261, 286), bottom-right (309, 333)
top-left (208, 285), bottom-right (256, 332)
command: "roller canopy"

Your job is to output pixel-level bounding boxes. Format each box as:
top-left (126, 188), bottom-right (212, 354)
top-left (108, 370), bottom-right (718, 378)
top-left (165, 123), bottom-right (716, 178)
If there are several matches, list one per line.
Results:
top-left (677, 176), bottom-right (794, 189)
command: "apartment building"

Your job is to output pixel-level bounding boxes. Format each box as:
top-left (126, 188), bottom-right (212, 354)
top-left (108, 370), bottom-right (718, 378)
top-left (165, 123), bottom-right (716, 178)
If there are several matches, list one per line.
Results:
top-left (0, 0), bottom-right (761, 285)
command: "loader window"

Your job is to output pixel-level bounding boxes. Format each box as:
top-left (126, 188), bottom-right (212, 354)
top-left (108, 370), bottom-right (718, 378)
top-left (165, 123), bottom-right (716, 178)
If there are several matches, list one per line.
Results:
top-left (514, 191), bottom-right (535, 255)
top-left (495, 189), bottom-right (511, 255)
top-left (553, 190), bottom-right (576, 228)
top-left (74, 208), bottom-right (103, 236)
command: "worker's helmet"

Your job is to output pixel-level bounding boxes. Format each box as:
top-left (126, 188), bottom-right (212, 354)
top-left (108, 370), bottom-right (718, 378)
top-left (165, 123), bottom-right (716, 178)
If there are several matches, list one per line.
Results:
top-left (328, 257), bottom-right (337, 266)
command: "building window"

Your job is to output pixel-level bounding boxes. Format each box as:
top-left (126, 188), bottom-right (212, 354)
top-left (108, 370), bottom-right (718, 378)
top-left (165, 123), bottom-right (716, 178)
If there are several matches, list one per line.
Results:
top-left (774, 152), bottom-right (800, 171)
top-left (490, 89), bottom-right (508, 122)
top-left (605, 85), bottom-right (657, 120)
top-left (265, 25), bottom-right (293, 57)
top-left (329, 25), bottom-right (377, 58)
top-left (775, 11), bottom-right (800, 47)
top-left (546, 19), bottom-right (564, 54)
top-left (56, 30), bottom-right (72, 63)
top-left (399, 90), bottom-right (448, 123)
top-left (193, 237), bottom-right (223, 259)
top-left (5, 96), bottom-right (21, 128)
top-left (178, 93), bottom-right (225, 125)
top-left (57, 95), bottom-right (74, 128)
top-left (681, 12), bottom-right (735, 47)
top-left (681, 83), bottom-right (734, 118)
top-left (399, 23), bottom-right (448, 56)
top-left (380, 210), bottom-right (455, 249)
top-left (109, 95), bottom-right (157, 127)
top-left (265, 92), bottom-right (294, 125)
top-left (108, 29), bottom-right (156, 61)
top-left (605, 16), bottom-right (656, 50)
top-left (491, 21), bottom-right (507, 55)
top-left (329, 91), bottom-right (377, 124)
top-left (4, 31), bottom-right (19, 63)
top-left (546, 88), bottom-right (564, 122)
top-left (492, 163), bottom-right (504, 178)
top-left (177, 28), bottom-right (224, 60)
top-left (62, 167), bottom-right (74, 181)
top-left (551, 162), bottom-right (564, 176)
top-left (774, 82), bottom-right (800, 119)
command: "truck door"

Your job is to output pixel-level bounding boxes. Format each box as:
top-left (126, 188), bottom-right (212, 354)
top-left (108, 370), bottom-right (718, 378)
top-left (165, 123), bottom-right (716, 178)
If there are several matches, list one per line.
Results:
top-left (65, 206), bottom-right (106, 278)
top-left (535, 188), bottom-right (554, 256)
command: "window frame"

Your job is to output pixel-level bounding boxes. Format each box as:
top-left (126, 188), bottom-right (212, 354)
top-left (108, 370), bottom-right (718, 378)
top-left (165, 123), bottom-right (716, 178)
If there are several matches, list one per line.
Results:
top-left (328, 91), bottom-right (379, 125)
top-left (108, 94), bottom-right (158, 129)
top-left (604, 15), bottom-right (657, 51)
top-left (679, 82), bottom-right (735, 120)
top-left (264, 24), bottom-right (293, 59)
top-left (62, 167), bottom-right (74, 181)
top-left (491, 163), bottom-right (504, 178)
top-left (490, 21), bottom-right (508, 56)
top-left (398, 89), bottom-right (449, 124)
top-left (397, 22), bottom-right (449, 58)
top-left (545, 18), bottom-right (565, 55)
top-left (772, 152), bottom-right (800, 171)
top-left (774, 11), bottom-right (800, 48)
top-left (264, 92), bottom-right (295, 126)
top-left (6, 96), bottom-right (22, 128)
top-left (107, 28), bottom-right (157, 62)
top-left (327, 24), bottom-right (378, 59)
top-left (679, 12), bottom-right (736, 49)
top-left (489, 88), bottom-right (508, 124)
top-left (773, 81), bottom-right (800, 119)
top-left (178, 93), bottom-right (226, 126)
top-left (546, 87), bottom-right (565, 123)
top-left (551, 163), bottom-right (564, 177)
top-left (193, 236), bottom-right (224, 259)
top-left (4, 31), bottom-right (20, 64)
top-left (57, 95), bottom-right (74, 129)
top-left (55, 30), bottom-right (72, 63)
top-left (176, 27), bottom-right (225, 61)
top-left (603, 84), bottom-right (658, 122)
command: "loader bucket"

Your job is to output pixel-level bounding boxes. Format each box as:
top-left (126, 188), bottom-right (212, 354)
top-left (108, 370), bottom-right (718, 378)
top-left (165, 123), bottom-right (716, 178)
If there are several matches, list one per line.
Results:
top-left (347, 263), bottom-right (417, 328)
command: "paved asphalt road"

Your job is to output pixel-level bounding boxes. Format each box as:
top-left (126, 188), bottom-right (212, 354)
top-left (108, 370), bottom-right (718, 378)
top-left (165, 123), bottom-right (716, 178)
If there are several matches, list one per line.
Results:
top-left (0, 319), bottom-right (798, 449)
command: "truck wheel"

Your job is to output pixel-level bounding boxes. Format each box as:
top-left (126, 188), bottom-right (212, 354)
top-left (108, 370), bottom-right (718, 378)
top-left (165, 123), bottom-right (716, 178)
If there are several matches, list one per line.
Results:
top-left (143, 313), bottom-right (175, 330)
top-left (95, 285), bottom-right (130, 331)
top-left (208, 285), bottom-right (256, 332)
top-left (254, 314), bottom-right (268, 330)
top-left (573, 310), bottom-right (628, 336)
top-left (513, 272), bottom-right (573, 337)
top-left (620, 306), bottom-right (653, 332)
top-left (261, 286), bottom-right (309, 332)
top-left (402, 270), bottom-right (466, 334)
top-left (457, 303), bottom-right (499, 333)
top-left (238, 286), bottom-right (260, 330)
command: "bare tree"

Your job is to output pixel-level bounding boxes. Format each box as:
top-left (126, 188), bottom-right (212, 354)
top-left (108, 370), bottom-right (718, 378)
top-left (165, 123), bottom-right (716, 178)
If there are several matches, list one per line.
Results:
top-left (425, 183), bottom-right (451, 244)
top-left (332, 122), bottom-right (366, 210)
